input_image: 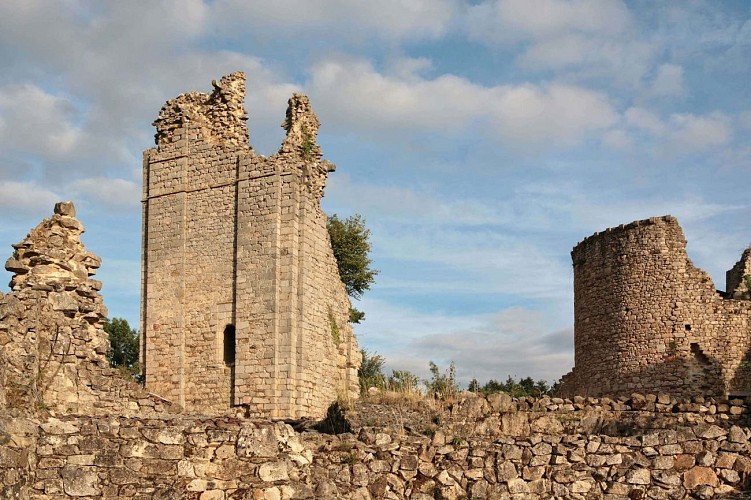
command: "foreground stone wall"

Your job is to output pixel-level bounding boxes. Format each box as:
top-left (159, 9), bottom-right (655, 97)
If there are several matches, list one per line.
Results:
top-left (562, 216), bottom-right (751, 398)
top-left (2, 393), bottom-right (749, 499)
top-left (0, 202), bottom-right (172, 417)
top-left (141, 72), bottom-right (359, 418)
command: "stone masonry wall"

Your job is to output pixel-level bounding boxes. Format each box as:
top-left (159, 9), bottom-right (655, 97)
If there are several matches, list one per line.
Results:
top-left (2, 392), bottom-right (749, 499)
top-left (0, 202), bottom-right (173, 417)
top-left (142, 72), bottom-right (359, 418)
top-left (727, 248), bottom-right (751, 299)
top-left (561, 216), bottom-right (751, 399)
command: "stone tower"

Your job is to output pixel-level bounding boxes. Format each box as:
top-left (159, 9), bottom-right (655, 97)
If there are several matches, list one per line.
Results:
top-left (140, 72), bottom-right (360, 418)
top-left (560, 216), bottom-right (751, 398)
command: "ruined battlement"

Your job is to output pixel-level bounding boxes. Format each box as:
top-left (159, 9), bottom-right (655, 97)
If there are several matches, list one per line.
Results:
top-left (571, 215), bottom-right (684, 265)
top-left (562, 215), bottom-right (751, 399)
top-left (727, 248), bottom-right (751, 299)
top-left (141, 73), bottom-right (359, 419)
top-left (153, 71), bottom-right (250, 150)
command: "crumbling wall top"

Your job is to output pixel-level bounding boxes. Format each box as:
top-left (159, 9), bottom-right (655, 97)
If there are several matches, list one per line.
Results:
top-left (727, 247), bottom-right (751, 298)
top-left (280, 93), bottom-right (322, 159)
top-left (153, 71), bottom-right (249, 150)
top-left (572, 215), bottom-right (680, 259)
top-left (5, 201), bottom-right (103, 295)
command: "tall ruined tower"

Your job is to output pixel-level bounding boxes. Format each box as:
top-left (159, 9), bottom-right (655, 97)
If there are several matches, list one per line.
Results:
top-left (141, 72), bottom-right (360, 418)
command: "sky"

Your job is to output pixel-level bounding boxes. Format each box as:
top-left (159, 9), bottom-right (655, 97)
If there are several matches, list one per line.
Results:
top-left (0, 0), bottom-right (750, 388)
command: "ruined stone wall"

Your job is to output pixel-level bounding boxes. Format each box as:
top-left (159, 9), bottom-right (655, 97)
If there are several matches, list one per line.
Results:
top-left (0, 202), bottom-right (173, 417)
top-left (727, 248), bottom-right (751, 299)
top-left (562, 216), bottom-right (751, 398)
top-left (2, 393), bottom-right (749, 499)
top-left (142, 72), bottom-right (359, 418)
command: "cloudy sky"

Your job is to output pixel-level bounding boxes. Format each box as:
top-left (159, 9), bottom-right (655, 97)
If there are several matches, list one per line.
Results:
top-left (1, 1), bottom-right (750, 387)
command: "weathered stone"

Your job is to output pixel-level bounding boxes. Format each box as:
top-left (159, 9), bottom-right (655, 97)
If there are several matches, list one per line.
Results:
top-left (720, 468), bottom-right (740, 484)
top-left (496, 461), bottom-right (517, 481)
top-left (61, 466), bottom-right (100, 497)
top-left (626, 468), bottom-right (650, 485)
top-left (728, 425), bottom-right (747, 443)
top-left (507, 478), bottom-right (529, 494)
top-left (683, 466), bottom-right (718, 489)
top-left (487, 392), bottom-right (514, 412)
top-left (258, 462), bottom-right (288, 482)
top-left (530, 415), bottom-right (564, 434)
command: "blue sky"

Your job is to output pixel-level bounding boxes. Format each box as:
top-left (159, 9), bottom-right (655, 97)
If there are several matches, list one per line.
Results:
top-left (1, 0), bottom-right (750, 387)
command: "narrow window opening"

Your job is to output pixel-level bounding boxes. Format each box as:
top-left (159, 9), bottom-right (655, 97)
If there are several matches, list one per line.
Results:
top-left (684, 324), bottom-right (692, 331)
top-left (223, 325), bottom-right (236, 365)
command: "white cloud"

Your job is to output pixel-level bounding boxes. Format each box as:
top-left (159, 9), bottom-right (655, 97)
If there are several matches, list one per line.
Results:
top-left (625, 107), bottom-right (666, 135)
top-left (489, 83), bottom-right (617, 146)
top-left (650, 63), bottom-right (685, 97)
top-left (0, 181), bottom-right (60, 213)
top-left (465, 0), bottom-right (630, 42)
top-left (465, 0), bottom-right (657, 87)
top-left (211, 0), bottom-right (460, 41)
top-left (356, 299), bottom-right (574, 385)
top-left (68, 177), bottom-right (141, 210)
top-left (602, 129), bottom-right (633, 151)
top-left (620, 107), bottom-right (734, 156)
top-left (309, 56), bottom-right (617, 148)
top-left (664, 112), bottom-right (732, 153)
top-left (0, 84), bottom-right (85, 160)
top-left (739, 111), bottom-right (751, 131)
top-left (309, 56), bottom-right (485, 132)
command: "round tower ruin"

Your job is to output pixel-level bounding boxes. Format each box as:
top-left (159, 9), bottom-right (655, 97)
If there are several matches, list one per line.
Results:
top-left (562, 216), bottom-right (751, 398)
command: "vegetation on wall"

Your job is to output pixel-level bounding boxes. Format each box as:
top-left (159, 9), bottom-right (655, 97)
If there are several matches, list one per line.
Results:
top-left (327, 214), bottom-right (378, 323)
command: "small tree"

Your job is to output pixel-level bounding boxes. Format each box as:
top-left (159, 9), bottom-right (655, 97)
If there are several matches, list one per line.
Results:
top-left (468, 378), bottom-right (480, 393)
top-left (327, 214), bottom-right (378, 323)
top-left (358, 349), bottom-right (386, 392)
top-left (425, 361), bottom-right (458, 399)
top-left (104, 317), bottom-right (140, 381)
top-left (388, 370), bottom-right (421, 393)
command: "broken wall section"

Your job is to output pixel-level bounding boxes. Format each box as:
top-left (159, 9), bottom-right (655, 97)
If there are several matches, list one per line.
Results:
top-left (0, 202), bottom-right (172, 416)
top-left (562, 216), bottom-right (751, 398)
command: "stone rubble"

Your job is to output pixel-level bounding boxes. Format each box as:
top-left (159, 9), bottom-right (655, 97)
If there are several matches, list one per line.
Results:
top-left (0, 202), bottom-right (173, 417)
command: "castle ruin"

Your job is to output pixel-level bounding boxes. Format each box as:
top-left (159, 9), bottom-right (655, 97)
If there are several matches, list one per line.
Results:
top-left (140, 72), bottom-right (359, 418)
top-left (561, 215), bottom-right (751, 398)
top-left (0, 202), bottom-right (171, 416)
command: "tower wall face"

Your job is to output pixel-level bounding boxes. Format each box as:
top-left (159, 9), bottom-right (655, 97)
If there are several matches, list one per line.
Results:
top-left (141, 73), bottom-right (359, 418)
top-left (563, 216), bottom-right (751, 398)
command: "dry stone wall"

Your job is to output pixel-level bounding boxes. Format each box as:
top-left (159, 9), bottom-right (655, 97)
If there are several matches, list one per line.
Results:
top-left (2, 393), bottom-right (749, 499)
top-left (0, 202), bottom-right (173, 417)
top-left (561, 216), bottom-right (751, 399)
top-left (142, 72), bottom-right (359, 418)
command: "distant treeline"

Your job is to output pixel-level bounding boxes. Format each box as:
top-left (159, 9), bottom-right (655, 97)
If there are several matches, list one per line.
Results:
top-left (359, 350), bottom-right (558, 399)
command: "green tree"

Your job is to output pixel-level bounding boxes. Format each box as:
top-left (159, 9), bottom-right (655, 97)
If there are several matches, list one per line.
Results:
top-left (358, 349), bottom-right (386, 392)
top-left (104, 317), bottom-right (140, 381)
top-left (387, 370), bottom-right (420, 393)
top-left (425, 361), bottom-right (458, 399)
top-left (327, 214), bottom-right (378, 323)
top-left (482, 379), bottom-right (504, 393)
top-left (468, 378), bottom-right (480, 392)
